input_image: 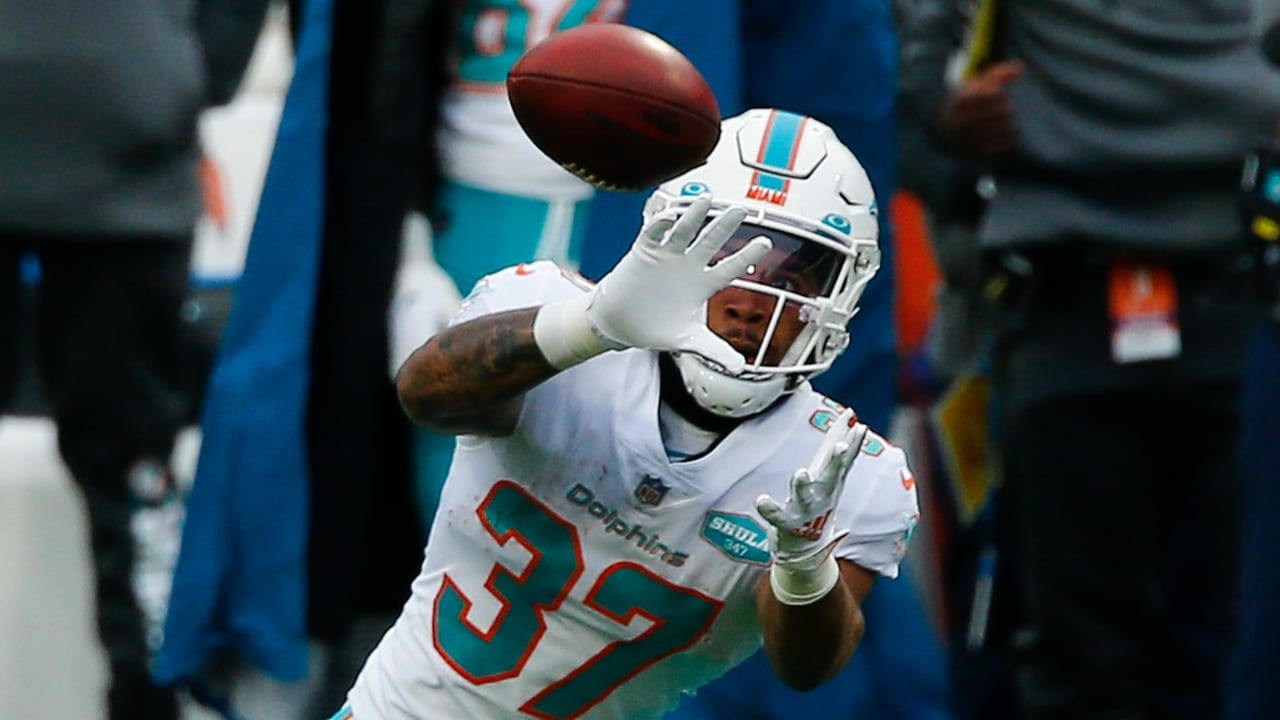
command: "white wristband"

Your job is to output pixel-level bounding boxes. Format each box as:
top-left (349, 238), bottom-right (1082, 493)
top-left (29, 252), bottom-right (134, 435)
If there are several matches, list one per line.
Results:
top-left (533, 293), bottom-right (612, 370)
top-left (769, 552), bottom-right (841, 606)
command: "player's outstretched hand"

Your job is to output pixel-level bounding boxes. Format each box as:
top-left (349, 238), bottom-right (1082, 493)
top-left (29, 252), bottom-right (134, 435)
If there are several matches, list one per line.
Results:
top-left (589, 196), bottom-right (768, 371)
top-left (532, 196), bottom-right (769, 371)
top-left (756, 407), bottom-right (867, 604)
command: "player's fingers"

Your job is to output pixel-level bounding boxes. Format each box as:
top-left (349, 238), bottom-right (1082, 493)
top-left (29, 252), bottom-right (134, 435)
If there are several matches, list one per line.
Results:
top-left (845, 422), bottom-right (869, 460)
top-left (708, 236), bottom-right (772, 285)
top-left (832, 441), bottom-right (851, 467)
top-left (688, 205), bottom-right (747, 264)
top-left (824, 427), bottom-right (865, 501)
top-left (810, 410), bottom-right (849, 466)
top-left (792, 467), bottom-right (821, 508)
top-left (666, 196), bottom-right (713, 251)
top-left (826, 440), bottom-right (857, 485)
top-left (830, 423), bottom-right (867, 475)
top-left (821, 409), bottom-right (856, 445)
top-left (823, 409), bottom-right (857, 453)
top-left (755, 493), bottom-right (789, 528)
top-left (806, 446), bottom-right (835, 491)
top-left (638, 215), bottom-right (675, 249)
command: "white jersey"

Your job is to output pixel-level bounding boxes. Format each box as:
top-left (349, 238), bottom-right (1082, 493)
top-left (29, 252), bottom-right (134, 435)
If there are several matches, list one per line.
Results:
top-left (348, 262), bottom-right (920, 720)
top-left (439, 1), bottom-right (626, 200)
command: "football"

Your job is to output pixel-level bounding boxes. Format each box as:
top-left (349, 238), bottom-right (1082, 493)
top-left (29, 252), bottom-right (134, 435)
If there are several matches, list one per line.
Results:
top-left (507, 23), bottom-right (721, 192)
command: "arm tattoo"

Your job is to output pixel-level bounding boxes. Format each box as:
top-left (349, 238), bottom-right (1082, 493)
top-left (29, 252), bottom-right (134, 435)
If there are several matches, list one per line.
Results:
top-left (434, 309), bottom-right (553, 405)
top-left (397, 307), bottom-right (556, 430)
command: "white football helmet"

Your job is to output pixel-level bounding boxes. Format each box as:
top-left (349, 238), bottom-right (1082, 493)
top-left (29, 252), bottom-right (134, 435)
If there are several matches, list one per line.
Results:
top-left (643, 108), bottom-right (881, 418)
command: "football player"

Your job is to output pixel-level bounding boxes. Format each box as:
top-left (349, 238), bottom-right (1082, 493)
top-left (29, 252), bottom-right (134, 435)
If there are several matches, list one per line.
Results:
top-left (330, 109), bottom-right (920, 720)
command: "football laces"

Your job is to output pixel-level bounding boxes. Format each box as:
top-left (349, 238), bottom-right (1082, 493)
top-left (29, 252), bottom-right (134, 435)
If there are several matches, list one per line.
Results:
top-left (562, 162), bottom-right (642, 193)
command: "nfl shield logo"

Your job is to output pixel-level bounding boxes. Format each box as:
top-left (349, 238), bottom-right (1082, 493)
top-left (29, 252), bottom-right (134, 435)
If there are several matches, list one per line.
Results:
top-left (634, 475), bottom-right (669, 506)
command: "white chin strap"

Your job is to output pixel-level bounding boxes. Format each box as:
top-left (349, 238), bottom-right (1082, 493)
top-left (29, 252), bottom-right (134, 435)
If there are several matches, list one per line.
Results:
top-left (674, 353), bottom-right (789, 418)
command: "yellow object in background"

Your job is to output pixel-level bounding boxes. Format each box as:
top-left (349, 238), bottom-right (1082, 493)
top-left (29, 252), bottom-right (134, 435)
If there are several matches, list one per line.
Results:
top-left (932, 372), bottom-right (996, 526)
top-left (1251, 215), bottom-right (1280, 242)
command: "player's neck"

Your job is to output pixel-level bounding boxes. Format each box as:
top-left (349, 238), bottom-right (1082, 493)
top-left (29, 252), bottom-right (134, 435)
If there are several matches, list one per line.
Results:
top-left (657, 402), bottom-right (724, 462)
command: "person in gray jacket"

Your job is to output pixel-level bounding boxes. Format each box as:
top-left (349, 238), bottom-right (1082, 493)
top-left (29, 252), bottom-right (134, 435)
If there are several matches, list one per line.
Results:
top-left (907, 1), bottom-right (1280, 718)
top-left (0, 1), bottom-right (268, 717)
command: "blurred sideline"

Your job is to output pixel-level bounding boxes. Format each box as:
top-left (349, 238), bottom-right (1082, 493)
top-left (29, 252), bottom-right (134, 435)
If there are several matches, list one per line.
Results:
top-left (0, 9), bottom-right (291, 719)
top-left (0, 419), bottom-right (214, 719)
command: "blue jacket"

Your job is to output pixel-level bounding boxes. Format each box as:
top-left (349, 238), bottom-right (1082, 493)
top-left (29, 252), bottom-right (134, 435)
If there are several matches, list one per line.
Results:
top-left (156, 0), bottom-right (332, 683)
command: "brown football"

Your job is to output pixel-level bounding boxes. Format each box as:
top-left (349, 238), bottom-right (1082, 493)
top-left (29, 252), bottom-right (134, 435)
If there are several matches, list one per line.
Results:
top-left (507, 23), bottom-right (721, 192)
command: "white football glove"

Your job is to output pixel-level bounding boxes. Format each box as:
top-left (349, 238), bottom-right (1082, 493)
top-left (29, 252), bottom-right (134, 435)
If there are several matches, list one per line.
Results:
top-left (756, 407), bottom-right (868, 605)
top-left (533, 196), bottom-right (771, 371)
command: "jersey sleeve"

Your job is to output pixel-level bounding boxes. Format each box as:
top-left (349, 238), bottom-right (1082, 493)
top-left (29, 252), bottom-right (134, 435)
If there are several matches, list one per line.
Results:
top-left (832, 434), bottom-right (921, 579)
top-left (450, 260), bottom-right (594, 326)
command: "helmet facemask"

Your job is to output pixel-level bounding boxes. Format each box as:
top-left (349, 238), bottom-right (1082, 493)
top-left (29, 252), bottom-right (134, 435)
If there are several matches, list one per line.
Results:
top-left (648, 109), bottom-right (881, 419)
top-left (668, 202), bottom-right (880, 418)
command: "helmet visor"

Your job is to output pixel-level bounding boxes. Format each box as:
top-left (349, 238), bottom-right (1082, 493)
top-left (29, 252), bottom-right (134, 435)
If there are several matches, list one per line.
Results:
top-left (710, 223), bottom-right (842, 298)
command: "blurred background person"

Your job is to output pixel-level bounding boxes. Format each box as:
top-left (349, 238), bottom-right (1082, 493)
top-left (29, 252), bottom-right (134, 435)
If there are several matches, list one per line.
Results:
top-left (1226, 9), bottom-right (1280, 715)
top-left (406, 0), bottom-right (629, 541)
top-left (925, 1), bottom-right (1280, 718)
top-left (429, 0), bottom-right (624, 294)
top-left (897, 1), bottom-right (1022, 717)
top-left (157, 0), bottom-right (447, 717)
top-left (897, 0), bottom-right (1002, 386)
top-left (0, 0), bottom-right (268, 717)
